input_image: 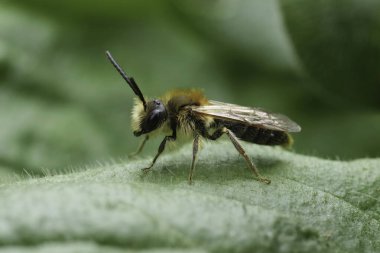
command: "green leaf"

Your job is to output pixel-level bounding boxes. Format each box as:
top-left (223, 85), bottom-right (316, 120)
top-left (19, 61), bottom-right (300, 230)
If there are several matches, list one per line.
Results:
top-left (0, 142), bottom-right (379, 253)
top-left (281, 0), bottom-right (380, 108)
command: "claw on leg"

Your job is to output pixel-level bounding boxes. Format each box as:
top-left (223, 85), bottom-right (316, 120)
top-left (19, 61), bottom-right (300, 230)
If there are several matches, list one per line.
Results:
top-left (258, 177), bottom-right (271, 184)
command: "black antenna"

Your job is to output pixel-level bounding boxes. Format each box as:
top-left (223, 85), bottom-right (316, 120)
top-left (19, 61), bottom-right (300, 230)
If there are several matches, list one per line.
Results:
top-left (105, 50), bottom-right (147, 111)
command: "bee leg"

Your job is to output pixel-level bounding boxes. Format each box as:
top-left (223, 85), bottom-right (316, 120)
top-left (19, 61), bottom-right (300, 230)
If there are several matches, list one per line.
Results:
top-left (129, 135), bottom-right (149, 158)
top-left (188, 133), bottom-right (200, 185)
top-left (223, 128), bottom-right (271, 184)
top-left (142, 134), bottom-right (176, 173)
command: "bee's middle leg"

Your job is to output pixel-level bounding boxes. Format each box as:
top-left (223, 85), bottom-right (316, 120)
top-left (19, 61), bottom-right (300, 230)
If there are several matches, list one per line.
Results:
top-left (188, 133), bottom-right (200, 185)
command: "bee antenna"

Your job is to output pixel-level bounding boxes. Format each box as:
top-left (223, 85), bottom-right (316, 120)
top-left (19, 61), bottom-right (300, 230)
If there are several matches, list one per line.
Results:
top-left (105, 50), bottom-right (147, 111)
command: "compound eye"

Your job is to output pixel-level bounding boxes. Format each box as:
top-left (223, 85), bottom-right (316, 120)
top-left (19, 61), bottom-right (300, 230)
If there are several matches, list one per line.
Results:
top-left (139, 100), bottom-right (167, 134)
top-left (149, 110), bottom-right (161, 124)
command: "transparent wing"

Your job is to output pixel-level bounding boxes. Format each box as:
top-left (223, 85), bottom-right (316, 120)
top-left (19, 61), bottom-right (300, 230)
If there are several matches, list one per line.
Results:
top-left (191, 100), bottom-right (301, 132)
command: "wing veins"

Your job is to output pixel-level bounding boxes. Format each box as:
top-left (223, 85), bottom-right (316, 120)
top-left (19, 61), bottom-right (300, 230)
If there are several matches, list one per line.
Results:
top-left (191, 100), bottom-right (301, 132)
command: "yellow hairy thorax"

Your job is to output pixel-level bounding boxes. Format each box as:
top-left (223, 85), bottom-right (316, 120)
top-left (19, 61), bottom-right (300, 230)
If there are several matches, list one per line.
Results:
top-left (131, 89), bottom-right (214, 139)
top-left (161, 89), bottom-right (209, 106)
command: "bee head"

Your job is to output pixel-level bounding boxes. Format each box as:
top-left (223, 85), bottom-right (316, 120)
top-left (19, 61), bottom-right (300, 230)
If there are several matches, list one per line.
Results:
top-left (132, 99), bottom-right (167, 136)
top-left (105, 51), bottom-right (169, 136)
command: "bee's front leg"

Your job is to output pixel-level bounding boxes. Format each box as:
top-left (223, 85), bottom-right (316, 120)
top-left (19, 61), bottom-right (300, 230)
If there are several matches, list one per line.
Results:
top-left (129, 135), bottom-right (149, 158)
top-left (142, 132), bottom-right (176, 173)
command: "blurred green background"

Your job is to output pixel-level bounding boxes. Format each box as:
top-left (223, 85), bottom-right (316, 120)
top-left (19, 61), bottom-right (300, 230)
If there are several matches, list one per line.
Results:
top-left (0, 0), bottom-right (379, 178)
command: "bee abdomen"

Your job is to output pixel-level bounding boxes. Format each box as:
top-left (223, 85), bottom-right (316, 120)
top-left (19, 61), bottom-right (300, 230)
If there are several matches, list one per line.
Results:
top-left (225, 123), bottom-right (290, 146)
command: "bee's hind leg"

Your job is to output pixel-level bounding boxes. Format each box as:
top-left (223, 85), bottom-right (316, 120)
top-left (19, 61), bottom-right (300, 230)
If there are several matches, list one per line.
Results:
top-left (188, 133), bottom-right (200, 185)
top-left (129, 135), bottom-right (149, 158)
top-left (201, 126), bottom-right (270, 184)
top-left (222, 128), bottom-right (271, 184)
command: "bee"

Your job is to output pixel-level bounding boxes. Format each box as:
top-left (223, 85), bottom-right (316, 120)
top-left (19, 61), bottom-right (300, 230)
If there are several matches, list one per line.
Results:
top-left (106, 51), bottom-right (301, 184)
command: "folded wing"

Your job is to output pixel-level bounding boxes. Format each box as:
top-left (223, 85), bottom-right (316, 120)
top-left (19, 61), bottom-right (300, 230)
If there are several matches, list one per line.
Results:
top-left (191, 100), bottom-right (301, 133)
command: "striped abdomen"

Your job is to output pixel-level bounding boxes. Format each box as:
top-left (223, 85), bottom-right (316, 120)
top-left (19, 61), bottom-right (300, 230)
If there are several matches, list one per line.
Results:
top-left (219, 121), bottom-right (291, 146)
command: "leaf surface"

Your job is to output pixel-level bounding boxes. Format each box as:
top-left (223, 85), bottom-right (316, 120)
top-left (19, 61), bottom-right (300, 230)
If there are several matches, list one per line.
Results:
top-left (0, 142), bottom-right (379, 253)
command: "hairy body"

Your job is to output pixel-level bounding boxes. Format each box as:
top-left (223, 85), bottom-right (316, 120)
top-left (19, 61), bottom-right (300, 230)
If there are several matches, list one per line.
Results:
top-left (131, 89), bottom-right (296, 184)
top-left (105, 51), bottom-right (300, 184)
top-left (133, 89), bottom-right (291, 146)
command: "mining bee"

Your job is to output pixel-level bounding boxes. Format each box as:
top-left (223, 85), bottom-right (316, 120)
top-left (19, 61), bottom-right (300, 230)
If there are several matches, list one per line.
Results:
top-left (106, 51), bottom-right (301, 184)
